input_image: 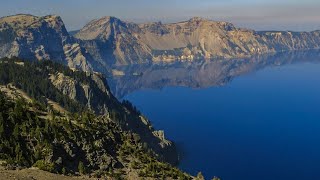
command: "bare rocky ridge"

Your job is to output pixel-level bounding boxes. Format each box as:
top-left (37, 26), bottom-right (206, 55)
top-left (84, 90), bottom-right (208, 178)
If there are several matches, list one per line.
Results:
top-left (74, 16), bottom-right (152, 66)
top-left (1, 14), bottom-right (320, 74)
top-left (75, 16), bottom-right (320, 66)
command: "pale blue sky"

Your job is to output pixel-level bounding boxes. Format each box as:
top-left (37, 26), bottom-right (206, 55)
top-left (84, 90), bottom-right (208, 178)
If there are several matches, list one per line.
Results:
top-left (0, 0), bottom-right (319, 31)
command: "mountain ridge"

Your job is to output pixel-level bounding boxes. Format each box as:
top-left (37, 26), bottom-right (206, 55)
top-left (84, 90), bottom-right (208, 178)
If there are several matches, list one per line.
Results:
top-left (74, 15), bottom-right (320, 67)
top-left (1, 14), bottom-right (320, 74)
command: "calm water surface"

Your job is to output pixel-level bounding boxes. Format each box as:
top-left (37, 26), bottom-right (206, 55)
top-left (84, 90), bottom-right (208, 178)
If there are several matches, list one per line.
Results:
top-left (114, 52), bottom-right (320, 180)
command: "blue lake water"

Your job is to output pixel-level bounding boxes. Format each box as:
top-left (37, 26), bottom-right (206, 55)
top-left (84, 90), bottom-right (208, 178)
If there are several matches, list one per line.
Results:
top-left (114, 52), bottom-right (320, 180)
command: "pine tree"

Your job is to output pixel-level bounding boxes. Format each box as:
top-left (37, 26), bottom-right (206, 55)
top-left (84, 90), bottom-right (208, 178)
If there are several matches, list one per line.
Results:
top-left (78, 161), bottom-right (85, 174)
top-left (15, 144), bottom-right (22, 162)
top-left (13, 124), bottom-right (19, 139)
top-left (62, 167), bottom-right (67, 175)
top-left (0, 112), bottom-right (4, 137)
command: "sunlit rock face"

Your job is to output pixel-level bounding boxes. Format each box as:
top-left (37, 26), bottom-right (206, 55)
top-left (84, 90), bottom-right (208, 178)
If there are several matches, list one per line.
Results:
top-left (75, 16), bottom-right (320, 66)
top-left (0, 14), bottom-right (94, 71)
top-left (1, 14), bottom-right (320, 74)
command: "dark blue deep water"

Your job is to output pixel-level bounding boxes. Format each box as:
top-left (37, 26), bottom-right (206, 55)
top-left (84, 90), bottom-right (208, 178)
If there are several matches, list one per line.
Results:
top-left (121, 58), bottom-right (320, 179)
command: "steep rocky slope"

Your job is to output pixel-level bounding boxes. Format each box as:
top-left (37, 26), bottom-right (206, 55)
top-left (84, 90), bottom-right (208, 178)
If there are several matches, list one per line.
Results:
top-left (0, 89), bottom-right (190, 179)
top-left (0, 14), bottom-right (95, 71)
top-left (46, 65), bottom-right (178, 165)
top-left (74, 16), bottom-right (152, 67)
top-left (0, 58), bottom-right (178, 176)
top-left (75, 16), bottom-right (320, 66)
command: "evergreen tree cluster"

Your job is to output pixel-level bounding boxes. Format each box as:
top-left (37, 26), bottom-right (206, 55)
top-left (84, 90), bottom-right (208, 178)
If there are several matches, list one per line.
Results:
top-left (0, 57), bottom-right (84, 112)
top-left (0, 57), bottom-right (192, 179)
top-left (0, 91), bottom-right (191, 178)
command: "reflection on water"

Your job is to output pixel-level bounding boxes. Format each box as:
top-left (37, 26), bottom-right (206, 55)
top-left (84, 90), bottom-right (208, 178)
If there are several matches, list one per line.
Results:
top-left (108, 50), bottom-right (320, 180)
top-left (107, 50), bottom-right (320, 99)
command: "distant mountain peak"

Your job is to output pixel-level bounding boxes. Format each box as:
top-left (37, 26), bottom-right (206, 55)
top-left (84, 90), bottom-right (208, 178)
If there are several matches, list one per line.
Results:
top-left (0, 14), bottom-right (39, 29)
top-left (88, 16), bottom-right (123, 26)
top-left (74, 15), bottom-right (320, 67)
top-left (0, 14), bottom-right (64, 31)
top-left (186, 17), bottom-right (234, 26)
top-left (0, 13), bottom-right (36, 20)
top-left (43, 14), bottom-right (63, 21)
top-left (100, 16), bottom-right (120, 21)
top-left (188, 16), bottom-right (208, 22)
top-left (0, 14), bottom-right (62, 22)
top-left (1, 13), bottom-right (320, 73)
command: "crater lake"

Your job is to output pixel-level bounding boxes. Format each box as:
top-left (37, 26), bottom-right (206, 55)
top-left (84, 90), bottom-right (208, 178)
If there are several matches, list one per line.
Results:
top-left (108, 50), bottom-right (320, 180)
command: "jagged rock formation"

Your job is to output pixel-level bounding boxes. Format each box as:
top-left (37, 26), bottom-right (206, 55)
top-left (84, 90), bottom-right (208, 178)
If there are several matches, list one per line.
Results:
top-left (49, 72), bottom-right (112, 114)
top-left (0, 14), bottom-right (94, 71)
top-left (75, 16), bottom-right (320, 66)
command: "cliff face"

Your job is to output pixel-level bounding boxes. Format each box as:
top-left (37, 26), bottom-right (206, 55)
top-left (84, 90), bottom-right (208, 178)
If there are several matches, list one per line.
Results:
top-left (48, 69), bottom-right (178, 164)
top-left (46, 64), bottom-right (178, 165)
top-left (49, 72), bottom-right (112, 114)
top-left (259, 31), bottom-right (320, 51)
top-left (75, 16), bottom-right (320, 66)
top-left (74, 16), bottom-right (152, 67)
top-left (0, 14), bottom-right (93, 71)
top-left (1, 14), bottom-right (320, 72)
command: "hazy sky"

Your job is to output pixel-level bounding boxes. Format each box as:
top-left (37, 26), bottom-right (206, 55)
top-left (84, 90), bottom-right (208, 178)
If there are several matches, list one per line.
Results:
top-left (1, 0), bottom-right (319, 31)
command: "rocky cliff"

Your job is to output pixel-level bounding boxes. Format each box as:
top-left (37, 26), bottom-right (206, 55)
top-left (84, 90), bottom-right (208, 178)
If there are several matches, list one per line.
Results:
top-left (75, 16), bottom-right (320, 66)
top-left (47, 68), bottom-right (178, 165)
top-left (0, 14), bottom-right (95, 71)
top-left (1, 14), bottom-right (320, 73)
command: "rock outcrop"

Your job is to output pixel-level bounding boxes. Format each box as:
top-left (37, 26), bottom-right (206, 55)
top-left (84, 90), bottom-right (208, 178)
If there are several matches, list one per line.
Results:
top-left (46, 62), bottom-right (179, 164)
top-left (0, 14), bottom-right (94, 71)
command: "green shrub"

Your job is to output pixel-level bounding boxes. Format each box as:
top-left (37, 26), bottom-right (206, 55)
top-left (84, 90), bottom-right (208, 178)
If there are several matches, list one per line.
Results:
top-left (33, 160), bottom-right (55, 172)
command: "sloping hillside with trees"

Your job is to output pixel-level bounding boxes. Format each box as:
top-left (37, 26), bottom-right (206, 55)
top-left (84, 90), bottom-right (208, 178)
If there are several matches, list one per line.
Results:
top-left (0, 57), bottom-right (193, 179)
